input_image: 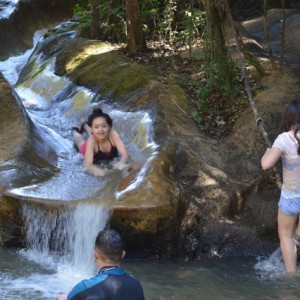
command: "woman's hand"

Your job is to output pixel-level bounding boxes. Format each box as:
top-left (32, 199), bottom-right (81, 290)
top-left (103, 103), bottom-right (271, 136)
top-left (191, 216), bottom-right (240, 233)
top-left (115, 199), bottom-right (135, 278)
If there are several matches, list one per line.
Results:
top-left (113, 161), bottom-right (127, 170)
top-left (93, 167), bottom-right (107, 176)
top-left (84, 163), bottom-right (107, 176)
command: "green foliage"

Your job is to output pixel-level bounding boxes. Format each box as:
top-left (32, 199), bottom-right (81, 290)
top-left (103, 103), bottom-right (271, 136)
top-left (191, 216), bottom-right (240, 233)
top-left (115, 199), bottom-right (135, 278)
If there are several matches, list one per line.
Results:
top-left (160, 0), bottom-right (177, 44)
top-left (98, 1), bottom-right (126, 42)
top-left (179, 9), bottom-right (206, 38)
top-left (190, 56), bottom-right (243, 135)
top-left (177, 8), bottom-right (206, 51)
top-left (72, 0), bottom-right (126, 41)
top-left (71, 0), bottom-right (207, 49)
top-left (140, 0), bottom-right (164, 39)
top-left (199, 56), bottom-right (240, 102)
top-left (73, 2), bottom-right (91, 30)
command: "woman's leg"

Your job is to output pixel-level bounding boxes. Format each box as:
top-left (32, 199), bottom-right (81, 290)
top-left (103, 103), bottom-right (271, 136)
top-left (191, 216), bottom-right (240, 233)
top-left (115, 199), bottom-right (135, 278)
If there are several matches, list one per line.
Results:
top-left (294, 216), bottom-right (300, 244)
top-left (278, 208), bottom-right (298, 273)
top-left (80, 118), bottom-right (92, 136)
top-left (72, 129), bottom-right (85, 149)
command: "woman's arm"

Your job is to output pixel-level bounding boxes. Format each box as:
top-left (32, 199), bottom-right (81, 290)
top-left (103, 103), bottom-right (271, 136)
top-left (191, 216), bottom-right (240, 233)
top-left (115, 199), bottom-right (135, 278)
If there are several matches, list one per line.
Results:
top-left (83, 137), bottom-right (106, 176)
top-left (110, 130), bottom-right (129, 169)
top-left (261, 147), bottom-right (282, 170)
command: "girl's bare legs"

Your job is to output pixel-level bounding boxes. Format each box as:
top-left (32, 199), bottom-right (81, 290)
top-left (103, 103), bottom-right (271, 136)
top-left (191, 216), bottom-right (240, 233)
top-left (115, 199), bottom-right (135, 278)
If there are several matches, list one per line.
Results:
top-left (72, 129), bottom-right (85, 149)
top-left (79, 117), bottom-right (92, 136)
top-left (82, 121), bottom-right (92, 136)
top-left (278, 208), bottom-right (298, 273)
top-left (294, 216), bottom-right (300, 244)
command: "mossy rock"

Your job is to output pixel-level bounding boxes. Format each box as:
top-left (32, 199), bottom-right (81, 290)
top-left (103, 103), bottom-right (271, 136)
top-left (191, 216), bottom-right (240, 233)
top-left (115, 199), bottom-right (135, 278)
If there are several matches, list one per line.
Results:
top-left (55, 39), bottom-right (154, 99)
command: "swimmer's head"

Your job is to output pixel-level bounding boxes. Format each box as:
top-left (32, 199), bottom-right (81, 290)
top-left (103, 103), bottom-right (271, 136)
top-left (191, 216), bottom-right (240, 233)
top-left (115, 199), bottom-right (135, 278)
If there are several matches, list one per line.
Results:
top-left (87, 108), bottom-right (113, 128)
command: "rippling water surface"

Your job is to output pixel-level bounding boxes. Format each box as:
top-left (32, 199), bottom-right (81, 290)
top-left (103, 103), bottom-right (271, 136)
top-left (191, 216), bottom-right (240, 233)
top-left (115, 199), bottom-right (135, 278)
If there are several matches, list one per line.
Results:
top-left (1, 248), bottom-right (300, 300)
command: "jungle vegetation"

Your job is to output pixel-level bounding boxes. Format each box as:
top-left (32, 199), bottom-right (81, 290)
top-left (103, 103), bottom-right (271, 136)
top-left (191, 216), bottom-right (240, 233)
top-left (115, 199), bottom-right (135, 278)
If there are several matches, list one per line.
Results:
top-left (71, 0), bottom-right (299, 137)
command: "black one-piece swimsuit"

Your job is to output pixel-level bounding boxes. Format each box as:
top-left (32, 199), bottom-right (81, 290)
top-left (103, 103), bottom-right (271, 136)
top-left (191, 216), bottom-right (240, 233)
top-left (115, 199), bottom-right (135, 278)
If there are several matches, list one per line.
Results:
top-left (93, 139), bottom-right (119, 164)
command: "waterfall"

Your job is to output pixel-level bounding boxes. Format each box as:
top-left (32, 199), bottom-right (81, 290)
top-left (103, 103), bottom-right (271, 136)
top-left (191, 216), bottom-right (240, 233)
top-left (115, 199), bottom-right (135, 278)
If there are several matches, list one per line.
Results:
top-left (21, 201), bottom-right (111, 276)
top-left (0, 0), bottom-right (18, 19)
top-left (0, 18), bottom-right (158, 296)
top-left (0, 5), bottom-right (160, 300)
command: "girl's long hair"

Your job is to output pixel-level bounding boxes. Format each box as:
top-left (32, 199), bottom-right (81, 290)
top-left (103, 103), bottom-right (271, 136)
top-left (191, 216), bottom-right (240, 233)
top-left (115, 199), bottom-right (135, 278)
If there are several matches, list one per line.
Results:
top-left (87, 108), bottom-right (113, 128)
top-left (281, 100), bottom-right (300, 155)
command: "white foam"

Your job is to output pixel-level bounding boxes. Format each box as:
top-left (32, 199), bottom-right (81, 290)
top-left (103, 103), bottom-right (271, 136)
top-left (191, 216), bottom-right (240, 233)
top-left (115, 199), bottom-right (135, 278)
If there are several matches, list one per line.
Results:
top-left (254, 248), bottom-right (286, 278)
top-left (0, 0), bottom-right (19, 19)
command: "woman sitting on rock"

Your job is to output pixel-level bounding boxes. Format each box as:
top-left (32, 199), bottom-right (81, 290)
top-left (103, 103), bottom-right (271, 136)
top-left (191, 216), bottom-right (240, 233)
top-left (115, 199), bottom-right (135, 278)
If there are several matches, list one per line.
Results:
top-left (72, 108), bottom-right (129, 176)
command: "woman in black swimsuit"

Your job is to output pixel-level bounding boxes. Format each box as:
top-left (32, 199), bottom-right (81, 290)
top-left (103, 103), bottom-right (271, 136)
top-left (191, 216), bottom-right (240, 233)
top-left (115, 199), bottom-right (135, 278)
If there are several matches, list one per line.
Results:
top-left (82, 108), bottom-right (129, 176)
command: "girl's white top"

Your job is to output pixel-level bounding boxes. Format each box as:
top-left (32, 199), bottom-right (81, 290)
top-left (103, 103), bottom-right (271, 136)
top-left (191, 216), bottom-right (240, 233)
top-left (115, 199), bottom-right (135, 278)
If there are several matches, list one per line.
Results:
top-left (273, 131), bottom-right (300, 198)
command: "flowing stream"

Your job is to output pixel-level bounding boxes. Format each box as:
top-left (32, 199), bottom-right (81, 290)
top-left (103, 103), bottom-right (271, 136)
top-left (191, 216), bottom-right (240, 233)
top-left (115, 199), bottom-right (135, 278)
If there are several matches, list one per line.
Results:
top-left (1, 7), bottom-right (300, 300)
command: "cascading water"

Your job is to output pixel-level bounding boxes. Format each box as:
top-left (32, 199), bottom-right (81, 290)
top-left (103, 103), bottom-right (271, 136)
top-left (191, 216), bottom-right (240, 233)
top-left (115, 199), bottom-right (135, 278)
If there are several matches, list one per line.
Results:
top-left (4, 25), bottom-right (157, 200)
top-left (0, 0), bottom-right (18, 19)
top-left (21, 202), bottom-right (111, 276)
top-left (0, 21), bottom-right (158, 299)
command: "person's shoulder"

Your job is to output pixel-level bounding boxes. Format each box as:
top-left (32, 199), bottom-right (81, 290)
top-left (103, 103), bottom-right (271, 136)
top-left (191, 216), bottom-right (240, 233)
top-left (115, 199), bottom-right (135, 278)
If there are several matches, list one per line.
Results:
top-left (274, 131), bottom-right (288, 139)
top-left (110, 129), bottom-right (120, 138)
top-left (84, 272), bottom-right (110, 289)
top-left (273, 131), bottom-right (288, 144)
top-left (86, 135), bottom-right (96, 145)
top-left (68, 274), bottom-right (109, 299)
top-left (279, 131), bottom-right (289, 137)
top-left (278, 131), bottom-right (296, 144)
top-left (125, 272), bottom-right (144, 287)
top-left (109, 130), bottom-right (122, 146)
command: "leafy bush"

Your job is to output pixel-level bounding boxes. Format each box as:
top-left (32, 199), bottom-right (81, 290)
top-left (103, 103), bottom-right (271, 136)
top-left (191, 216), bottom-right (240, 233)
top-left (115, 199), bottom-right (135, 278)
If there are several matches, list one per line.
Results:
top-left (73, 2), bottom-right (91, 30)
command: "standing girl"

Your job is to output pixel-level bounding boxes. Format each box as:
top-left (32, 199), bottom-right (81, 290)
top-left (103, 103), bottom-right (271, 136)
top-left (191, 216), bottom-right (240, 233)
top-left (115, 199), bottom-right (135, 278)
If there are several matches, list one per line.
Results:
top-left (261, 100), bottom-right (300, 274)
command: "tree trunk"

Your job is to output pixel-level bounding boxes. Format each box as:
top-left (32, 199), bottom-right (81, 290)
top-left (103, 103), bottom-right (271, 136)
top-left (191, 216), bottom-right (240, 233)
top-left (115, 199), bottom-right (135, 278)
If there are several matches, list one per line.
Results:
top-left (204, 0), bottom-right (228, 62)
top-left (126, 0), bottom-right (147, 54)
top-left (90, 0), bottom-right (100, 40)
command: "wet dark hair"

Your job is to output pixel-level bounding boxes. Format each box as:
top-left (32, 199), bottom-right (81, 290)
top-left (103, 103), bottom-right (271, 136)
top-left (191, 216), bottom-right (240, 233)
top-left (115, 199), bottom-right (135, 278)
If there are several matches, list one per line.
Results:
top-left (281, 100), bottom-right (300, 155)
top-left (87, 108), bottom-right (113, 128)
top-left (95, 229), bottom-right (124, 264)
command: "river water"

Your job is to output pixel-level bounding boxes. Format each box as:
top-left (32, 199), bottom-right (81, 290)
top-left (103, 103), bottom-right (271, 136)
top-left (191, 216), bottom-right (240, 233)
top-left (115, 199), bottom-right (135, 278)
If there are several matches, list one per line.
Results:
top-left (1, 7), bottom-right (300, 300)
top-left (1, 246), bottom-right (300, 300)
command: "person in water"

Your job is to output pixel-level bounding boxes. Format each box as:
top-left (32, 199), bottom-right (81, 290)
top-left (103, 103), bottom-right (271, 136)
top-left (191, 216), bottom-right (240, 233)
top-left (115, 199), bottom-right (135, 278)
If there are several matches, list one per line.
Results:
top-left (72, 108), bottom-right (129, 176)
top-left (261, 100), bottom-right (300, 274)
top-left (56, 229), bottom-right (145, 300)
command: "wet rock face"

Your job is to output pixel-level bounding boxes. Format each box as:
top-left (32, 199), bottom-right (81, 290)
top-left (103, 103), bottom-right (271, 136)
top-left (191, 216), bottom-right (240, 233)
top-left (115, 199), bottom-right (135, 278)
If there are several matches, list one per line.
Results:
top-left (0, 74), bottom-right (26, 246)
top-left (0, 196), bottom-right (24, 248)
top-left (0, 0), bottom-right (78, 59)
top-left (26, 34), bottom-right (285, 258)
top-left (0, 73), bottom-right (28, 163)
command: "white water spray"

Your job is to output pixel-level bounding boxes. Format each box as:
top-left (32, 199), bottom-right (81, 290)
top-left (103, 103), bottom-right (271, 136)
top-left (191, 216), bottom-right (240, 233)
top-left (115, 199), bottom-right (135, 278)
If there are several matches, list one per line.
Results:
top-left (21, 202), bottom-right (111, 276)
top-left (0, 0), bottom-right (19, 19)
top-left (254, 248), bottom-right (286, 277)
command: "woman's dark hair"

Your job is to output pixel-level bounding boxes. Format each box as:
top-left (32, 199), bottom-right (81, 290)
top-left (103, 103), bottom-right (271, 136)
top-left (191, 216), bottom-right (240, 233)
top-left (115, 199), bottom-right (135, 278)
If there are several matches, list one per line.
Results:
top-left (281, 100), bottom-right (300, 132)
top-left (87, 108), bottom-right (113, 128)
top-left (281, 100), bottom-right (300, 155)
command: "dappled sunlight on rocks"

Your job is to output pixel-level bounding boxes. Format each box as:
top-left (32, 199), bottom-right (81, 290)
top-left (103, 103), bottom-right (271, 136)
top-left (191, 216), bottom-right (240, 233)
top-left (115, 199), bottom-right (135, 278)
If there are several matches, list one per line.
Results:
top-left (66, 42), bottom-right (118, 72)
